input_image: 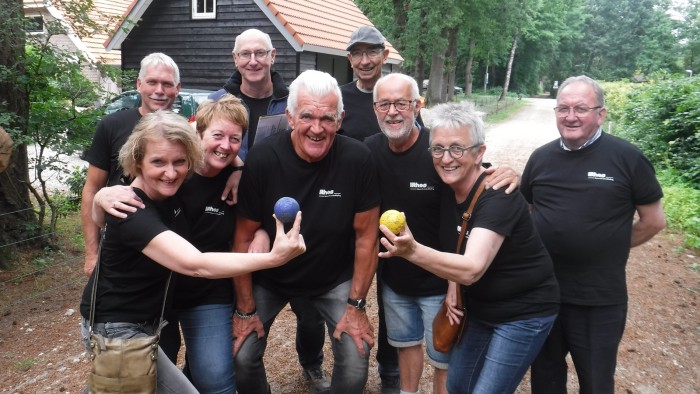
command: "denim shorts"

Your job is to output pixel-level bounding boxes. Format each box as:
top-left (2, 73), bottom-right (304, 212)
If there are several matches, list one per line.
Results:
top-left (382, 282), bottom-right (450, 368)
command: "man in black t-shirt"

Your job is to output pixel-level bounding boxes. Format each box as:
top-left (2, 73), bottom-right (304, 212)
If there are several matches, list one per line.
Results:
top-left (81, 53), bottom-right (181, 278)
top-left (210, 28), bottom-right (329, 392)
top-left (233, 70), bottom-right (380, 394)
top-left (365, 73), bottom-right (452, 394)
top-left (525, 76), bottom-right (667, 394)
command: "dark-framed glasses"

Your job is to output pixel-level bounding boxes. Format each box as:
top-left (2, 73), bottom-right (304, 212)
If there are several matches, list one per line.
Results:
top-left (373, 99), bottom-right (415, 112)
top-left (553, 105), bottom-right (602, 117)
top-left (427, 144), bottom-right (481, 159)
top-left (349, 47), bottom-right (384, 60)
top-left (236, 50), bottom-right (271, 61)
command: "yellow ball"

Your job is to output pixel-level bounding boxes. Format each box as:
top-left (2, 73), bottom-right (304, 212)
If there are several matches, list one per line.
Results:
top-left (380, 209), bottom-right (406, 235)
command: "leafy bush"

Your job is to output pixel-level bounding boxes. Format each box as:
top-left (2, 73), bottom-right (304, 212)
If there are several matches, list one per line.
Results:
top-left (614, 77), bottom-right (700, 188)
top-left (657, 170), bottom-right (700, 249)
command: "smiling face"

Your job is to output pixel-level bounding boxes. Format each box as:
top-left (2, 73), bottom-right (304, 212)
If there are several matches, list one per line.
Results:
top-left (430, 125), bottom-right (485, 199)
top-left (347, 43), bottom-right (389, 90)
top-left (233, 35), bottom-right (275, 87)
top-left (374, 78), bottom-right (421, 149)
top-left (136, 64), bottom-right (180, 115)
top-left (287, 88), bottom-right (343, 163)
top-left (556, 81), bottom-right (607, 149)
top-left (134, 138), bottom-right (189, 201)
top-left (198, 117), bottom-right (243, 176)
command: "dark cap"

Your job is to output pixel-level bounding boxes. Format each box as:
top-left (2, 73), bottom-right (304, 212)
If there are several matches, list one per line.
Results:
top-left (346, 26), bottom-right (385, 51)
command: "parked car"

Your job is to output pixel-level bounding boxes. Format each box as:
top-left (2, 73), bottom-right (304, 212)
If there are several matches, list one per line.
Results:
top-left (103, 88), bottom-right (215, 120)
top-left (421, 79), bottom-right (464, 95)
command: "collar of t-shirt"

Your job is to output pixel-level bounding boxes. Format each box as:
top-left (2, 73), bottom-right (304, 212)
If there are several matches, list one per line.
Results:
top-left (559, 127), bottom-right (602, 151)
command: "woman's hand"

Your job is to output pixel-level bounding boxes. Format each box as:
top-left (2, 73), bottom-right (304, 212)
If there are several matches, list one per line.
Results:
top-left (445, 281), bottom-right (464, 326)
top-left (269, 211), bottom-right (306, 266)
top-left (378, 219), bottom-right (417, 260)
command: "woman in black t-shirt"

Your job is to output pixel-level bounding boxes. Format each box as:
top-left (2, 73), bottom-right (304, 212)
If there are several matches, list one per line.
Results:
top-left (79, 110), bottom-right (305, 393)
top-left (378, 101), bottom-right (559, 394)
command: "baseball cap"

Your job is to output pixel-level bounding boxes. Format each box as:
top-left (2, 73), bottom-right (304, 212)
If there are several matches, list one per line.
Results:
top-left (346, 26), bottom-right (385, 51)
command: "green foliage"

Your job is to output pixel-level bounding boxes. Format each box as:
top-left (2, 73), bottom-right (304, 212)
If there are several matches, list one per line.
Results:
top-left (614, 77), bottom-right (700, 187)
top-left (656, 170), bottom-right (700, 249)
top-left (14, 359), bottom-right (36, 372)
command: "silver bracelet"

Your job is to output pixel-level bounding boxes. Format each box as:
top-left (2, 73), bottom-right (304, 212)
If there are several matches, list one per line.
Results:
top-left (234, 308), bottom-right (257, 319)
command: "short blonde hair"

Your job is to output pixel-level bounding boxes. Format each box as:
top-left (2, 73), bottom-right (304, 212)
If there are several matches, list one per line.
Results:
top-left (195, 94), bottom-right (249, 137)
top-left (119, 111), bottom-right (202, 179)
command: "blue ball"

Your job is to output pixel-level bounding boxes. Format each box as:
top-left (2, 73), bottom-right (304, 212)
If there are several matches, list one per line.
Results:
top-left (274, 197), bottom-right (300, 224)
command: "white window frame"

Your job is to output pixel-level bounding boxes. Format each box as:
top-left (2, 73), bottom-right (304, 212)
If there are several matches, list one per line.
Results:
top-left (192, 0), bottom-right (216, 20)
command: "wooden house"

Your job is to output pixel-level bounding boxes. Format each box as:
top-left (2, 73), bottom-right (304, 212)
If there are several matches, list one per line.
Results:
top-left (105, 0), bottom-right (403, 89)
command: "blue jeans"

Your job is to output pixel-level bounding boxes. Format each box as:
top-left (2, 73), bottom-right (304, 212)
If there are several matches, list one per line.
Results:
top-left (178, 304), bottom-right (235, 394)
top-left (235, 280), bottom-right (370, 394)
top-left (382, 282), bottom-right (449, 368)
top-left (80, 318), bottom-right (197, 394)
top-left (446, 314), bottom-right (557, 394)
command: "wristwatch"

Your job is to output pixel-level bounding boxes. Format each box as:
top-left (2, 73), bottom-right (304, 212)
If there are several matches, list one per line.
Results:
top-left (347, 298), bottom-right (366, 311)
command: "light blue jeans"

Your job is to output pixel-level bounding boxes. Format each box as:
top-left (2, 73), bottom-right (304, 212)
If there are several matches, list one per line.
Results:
top-left (234, 280), bottom-right (370, 394)
top-left (80, 318), bottom-right (197, 394)
top-left (446, 314), bottom-right (557, 394)
top-left (178, 303), bottom-right (235, 394)
top-left (382, 282), bottom-right (450, 368)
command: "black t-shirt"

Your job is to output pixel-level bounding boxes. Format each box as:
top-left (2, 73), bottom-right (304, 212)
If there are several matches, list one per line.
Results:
top-left (521, 132), bottom-right (663, 305)
top-left (84, 108), bottom-right (142, 186)
top-left (237, 131), bottom-right (380, 298)
top-left (173, 167), bottom-right (236, 309)
top-left (80, 188), bottom-right (184, 323)
top-left (339, 81), bottom-right (381, 142)
top-left (458, 185), bottom-right (560, 323)
top-left (241, 93), bottom-right (272, 149)
top-left (365, 130), bottom-right (452, 296)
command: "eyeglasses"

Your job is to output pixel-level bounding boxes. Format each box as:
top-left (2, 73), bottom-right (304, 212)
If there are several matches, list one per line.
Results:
top-left (236, 50), bottom-right (271, 61)
top-left (553, 105), bottom-right (602, 117)
top-left (427, 144), bottom-right (481, 159)
top-left (349, 48), bottom-right (384, 60)
top-left (373, 99), bottom-right (416, 112)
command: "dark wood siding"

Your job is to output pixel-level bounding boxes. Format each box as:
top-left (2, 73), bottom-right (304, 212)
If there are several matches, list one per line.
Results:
top-left (121, 0), bottom-right (297, 90)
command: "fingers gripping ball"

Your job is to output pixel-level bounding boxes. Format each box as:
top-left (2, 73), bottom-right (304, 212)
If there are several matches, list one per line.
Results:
top-left (274, 197), bottom-right (300, 224)
top-left (380, 209), bottom-right (406, 235)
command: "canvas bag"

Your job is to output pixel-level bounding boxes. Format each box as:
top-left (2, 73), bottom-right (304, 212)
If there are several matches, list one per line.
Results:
top-left (87, 225), bottom-right (171, 394)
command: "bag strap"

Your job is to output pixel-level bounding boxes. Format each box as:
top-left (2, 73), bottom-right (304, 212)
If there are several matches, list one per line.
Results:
top-left (88, 223), bottom-right (172, 335)
top-left (453, 174), bottom-right (488, 310)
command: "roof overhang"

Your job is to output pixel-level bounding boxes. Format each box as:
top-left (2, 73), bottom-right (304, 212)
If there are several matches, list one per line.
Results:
top-left (105, 0), bottom-right (153, 51)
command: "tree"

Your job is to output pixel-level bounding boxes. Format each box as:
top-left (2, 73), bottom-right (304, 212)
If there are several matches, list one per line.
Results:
top-left (0, 0), bottom-right (35, 267)
top-left (0, 0), bottom-right (119, 260)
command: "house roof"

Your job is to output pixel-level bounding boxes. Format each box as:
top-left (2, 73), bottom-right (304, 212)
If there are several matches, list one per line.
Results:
top-left (23, 0), bottom-right (130, 66)
top-left (106, 0), bottom-right (403, 64)
top-left (257, 0), bottom-right (403, 63)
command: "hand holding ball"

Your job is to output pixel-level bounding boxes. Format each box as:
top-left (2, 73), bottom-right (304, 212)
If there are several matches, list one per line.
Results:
top-left (274, 197), bottom-right (300, 224)
top-left (380, 209), bottom-right (406, 235)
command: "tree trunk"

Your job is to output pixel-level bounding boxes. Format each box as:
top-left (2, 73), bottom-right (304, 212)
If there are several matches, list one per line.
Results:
top-left (0, 0), bottom-right (37, 268)
top-left (465, 40), bottom-right (476, 96)
top-left (445, 27), bottom-right (458, 102)
top-left (427, 49), bottom-right (446, 105)
top-left (499, 34), bottom-right (518, 101)
top-left (391, 0), bottom-right (409, 53)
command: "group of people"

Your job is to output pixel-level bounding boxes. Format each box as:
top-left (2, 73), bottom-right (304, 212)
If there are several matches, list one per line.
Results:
top-left (79, 24), bottom-right (666, 394)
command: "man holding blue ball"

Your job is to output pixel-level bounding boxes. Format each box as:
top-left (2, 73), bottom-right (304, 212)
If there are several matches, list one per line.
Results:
top-left (232, 69), bottom-right (380, 394)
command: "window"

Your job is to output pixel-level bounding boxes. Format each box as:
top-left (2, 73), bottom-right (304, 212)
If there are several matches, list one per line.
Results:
top-left (192, 0), bottom-right (216, 19)
top-left (26, 16), bottom-right (44, 33)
